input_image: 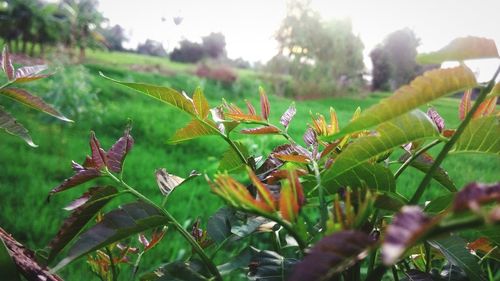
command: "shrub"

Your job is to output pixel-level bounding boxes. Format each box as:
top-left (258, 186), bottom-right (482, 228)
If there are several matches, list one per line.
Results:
top-left (195, 63), bottom-right (237, 85)
top-left (1, 37), bottom-right (500, 281)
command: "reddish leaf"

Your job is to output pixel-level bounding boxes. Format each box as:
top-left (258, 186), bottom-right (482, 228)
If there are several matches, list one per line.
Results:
top-left (106, 127), bottom-right (134, 173)
top-left (286, 169), bottom-right (305, 207)
top-left (50, 169), bottom-right (101, 195)
top-left (273, 153), bottom-right (310, 164)
top-left (0, 88), bottom-right (72, 122)
top-left (266, 169), bottom-right (307, 185)
top-left (382, 206), bottom-right (439, 265)
top-left (453, 182), bottom-right (500, 212)
top-left (427, 107), bottom-right (445, 132)
top-left (289, 230), bottom-right (375, 281)
top-left (90, 131), bottom-right (107, 170)
top-left (259, 86), bottom-right (270, 120)
top-left (1, 46), bottom-right (14, 80)
top-left (240, 126), bottom-right (280, 135)
top-left (48, 186), bottom-right (118, 262)
top-left (245, 99), bottom-right (256, 115)
top-left (279, 180), bottom-right (299, 222)
top-left (247, 167), bottom-right (277, 211)
top-left (225, 112), bottom-right (263, 122)
top-left (459, 90), bottom-right (472, 121)
top-left (473, 96), bottom-right (498, 119)
top-left (144, 227), bottom-right (167, 252)
top-left (467, 237), bottom-right (495, 254)
top-left (442, 129), bottom-right (455, 138)
top-left (280, 103), bottom-right (296, 128)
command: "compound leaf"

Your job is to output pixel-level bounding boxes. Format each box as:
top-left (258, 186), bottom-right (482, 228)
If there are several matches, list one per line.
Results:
top-left (0, 105), bottom-right (36, 147)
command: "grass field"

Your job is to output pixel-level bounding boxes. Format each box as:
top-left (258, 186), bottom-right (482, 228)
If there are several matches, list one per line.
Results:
top-left (0, 50), bottom-right (498, 280)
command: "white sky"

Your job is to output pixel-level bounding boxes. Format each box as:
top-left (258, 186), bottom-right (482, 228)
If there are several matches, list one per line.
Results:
top-left (98, 0), bottom-right (500, 74)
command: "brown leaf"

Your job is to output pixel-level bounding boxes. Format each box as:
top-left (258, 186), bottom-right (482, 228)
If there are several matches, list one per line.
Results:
top-left (90, 132), bottom-right (107, 170)
top-left (2, 46), bottom-right (14, 80)
top-left (453, 182), bottom-right (500, 212)
top-left (259, 87), bottom-right (270, 120)
top-left (280, 103), bottom-right (296, 127)
top-left (459, 90), bottom-right (472, 121)
top-left (241, 126), bottom-right (280, 135)
top-left (106, 127), bottom-right (134, 173)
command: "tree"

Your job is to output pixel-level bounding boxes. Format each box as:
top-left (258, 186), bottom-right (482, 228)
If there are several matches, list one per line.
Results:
top-left (100, 24), bottom-right (127, 51)
top-left (169, 39), bottom-right (204, 63)
top-left (137, 39), bottom-right (167, 57)
top-left (201, 32), bottom-right (226, 59)
top-left (370, 28), bottom-right (420, 91)
top-left (272, 0), bottom-right (364, 97)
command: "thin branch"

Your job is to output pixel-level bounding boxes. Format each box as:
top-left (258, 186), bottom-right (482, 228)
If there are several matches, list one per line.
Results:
top-left (394, 139), bottom-right (442, 179)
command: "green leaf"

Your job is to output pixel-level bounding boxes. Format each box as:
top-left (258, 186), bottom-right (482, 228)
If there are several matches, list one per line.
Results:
top-left (169, 119), bottom-right (219, 144)
top-left (0, 88), bottom-right (72, 122)
top-left (100, 73), bottom-right (195, 115)
top-left (217, 248), bottom-right (253, 276)
top-left (450, 116), bottom-right (500, 156)
top-left (0, 238), bottom-right (21, 281)
top-left (417, 37), bottom-right (499, 64)
top-left (326, 66), bottom-right (476, 140)
top-left (324, 110), bottom-right (439, 181)
top-left (374, 192), bottom-right (407, 212)
top-left (323, 162), bottom-right (395, 194)
top-left (193, 87), bottom-right (209, 119)
top-left (487, 82), bottom-right (500, 98)
top-left (429, 235), bottom-right (486, 281)
top-left (424, 194), bottom-right (453, 214)
top-left (0, 105), bottom-right (36, 147)
top-left (52, 202), bottom-right (169, 271)
top-left (249, 250), bottom-right (297, 281)
top-left (400, 152), bottom-right (456, 192)
top-left (218, 141), bottom-right (249, 172)
top-left (47, 186), bottom-right (118, 263)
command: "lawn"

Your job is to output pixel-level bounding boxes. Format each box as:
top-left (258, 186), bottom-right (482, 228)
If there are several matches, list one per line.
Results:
top-left (0, 51), bottom-right (498, 280)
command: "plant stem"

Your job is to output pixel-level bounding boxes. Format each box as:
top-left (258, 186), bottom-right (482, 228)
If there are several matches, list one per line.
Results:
top-left (410, 65), bottom-right (500, 204)
top-left (105, 247), bottom-right (118, 281)
top-left (131, 252), bottom-right (144, 280)
top-left (394, 139), bottom-right (442, 179)
top-left (424, 242), bottom-right (431, 273)
top-left (312, 160), bottom-right (328, 233)
top-left (106, 172), bottom-right (223, 281)
top-left (391, 266), bottom-right (399, 281)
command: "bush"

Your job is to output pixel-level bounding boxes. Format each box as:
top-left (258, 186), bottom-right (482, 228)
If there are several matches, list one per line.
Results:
top-left (195, 63), bottom-right (237, 85)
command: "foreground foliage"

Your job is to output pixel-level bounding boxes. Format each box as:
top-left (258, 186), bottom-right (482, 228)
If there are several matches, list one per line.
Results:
top-left (1, 37), bottom-right (499, 281)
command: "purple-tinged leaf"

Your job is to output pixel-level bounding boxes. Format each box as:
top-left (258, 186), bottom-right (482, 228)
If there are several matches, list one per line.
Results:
top-left (52, 202), bottom-right (169, 271)
top-left (48, 186), bottom-right (118, 262)
top-left (382, 206), bottom-right (440, 265)
top-left (280, 103), bottom-right (296, 128)
top-left (0, 88), bottom-right (72, 122)
top-left (50, 169), bottom-right (101, 195)
top-left (303, 127), bottom-right (317, 146)
top-left (240, 126), bottom-right (280, 135)
top-left (453, 182), bottom-right (500, 212)
top-left (401, 269), bottom-right (434, 281)
top-left (0, 105), bottom-right (36, 147)
top-left (427, 107), bottom-right (444, 132)
top-left (1, 46), bottom-right (14, 80)
top-left (89, 131), bottom-right (107, 170)
top-left (155, 168), bottom-right (200, 197)
top-left (14, 65), bottom-right (50, 83)
top-left (71, 161), bottom-right (85, 173)
top-left (290, 230), bottom-right (375, 281)
top-left (106, 127), bottom-right (134, 173)
top-left (245, 99), bottom-right (256, 115)
top-left (259, 86), bottom-right (270, 120)
top-left (459, 90), bottom-right (472, 121)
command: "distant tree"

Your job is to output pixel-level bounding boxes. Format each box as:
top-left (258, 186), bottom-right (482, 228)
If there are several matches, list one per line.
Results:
top-left (201, 32), bottom-right (226, 59)
top-left (101, 24), bottom-right (127, 51)
top-left (170, 39), bottom-right (204, 63)
top-left (371, 28), bottom-right (420, 91)
top-left (137, 39), bottom-right (167, 57)
top-left (272, 0), bottom-right (364, 97)
top-left (369, 45), bottom-right (391, 91)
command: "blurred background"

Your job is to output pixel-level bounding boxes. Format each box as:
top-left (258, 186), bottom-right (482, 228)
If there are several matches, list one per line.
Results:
top-left (0, 0), bottom-right (499, 280)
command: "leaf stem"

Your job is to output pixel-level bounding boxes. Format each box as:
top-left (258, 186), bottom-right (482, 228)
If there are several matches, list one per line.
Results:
top-left (410, 65), bottom-right (500, 204)
top-left (394, 139), bottom-right (442, 179)
top-left (311, 160), bottom-right (328, 233)
top-left (106, 172), bottom-right (223, 281)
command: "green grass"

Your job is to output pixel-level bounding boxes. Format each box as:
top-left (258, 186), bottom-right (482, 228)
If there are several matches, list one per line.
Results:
top-left (0, 52), bottom-right (498, 280)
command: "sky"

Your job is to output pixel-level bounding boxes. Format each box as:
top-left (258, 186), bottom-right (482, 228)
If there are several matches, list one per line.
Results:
top-left (98, 0), bottom-right (500, 76)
